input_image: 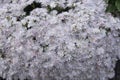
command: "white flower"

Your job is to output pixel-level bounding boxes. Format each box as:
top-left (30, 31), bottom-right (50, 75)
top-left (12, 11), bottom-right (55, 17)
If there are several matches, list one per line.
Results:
top-left (50, 1), bottom-right (56, 8)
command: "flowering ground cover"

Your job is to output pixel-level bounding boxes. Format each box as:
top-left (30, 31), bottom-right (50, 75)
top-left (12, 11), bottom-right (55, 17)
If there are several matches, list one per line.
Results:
top-left (0, 0), bottom-right (120, 80)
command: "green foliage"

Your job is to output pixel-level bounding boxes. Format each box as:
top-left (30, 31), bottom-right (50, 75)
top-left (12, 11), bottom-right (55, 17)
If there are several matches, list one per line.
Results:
top-left (23, 1), bottom-right (41, 16)
top-left (47, 5), bottom-right (75, 14)
top-left (106, 0), bottom-right (120, 16)
top-left (116, 0), bottom-right (120, 11)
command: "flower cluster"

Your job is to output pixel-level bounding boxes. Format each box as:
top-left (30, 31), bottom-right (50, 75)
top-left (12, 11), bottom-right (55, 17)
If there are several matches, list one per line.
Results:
top-left (0, 0), bottom-right (120, 80)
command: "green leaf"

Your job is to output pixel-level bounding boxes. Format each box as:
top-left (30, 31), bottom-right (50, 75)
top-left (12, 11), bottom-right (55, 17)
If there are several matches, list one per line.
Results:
top-left (115, 0), bottom-right (120, 11)
top-left (109, 0), bottom-right (116, 4)
top-left (105, 0), bottom-right (109, 3)
top-left (106, 4), bottom-right (116, 12)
